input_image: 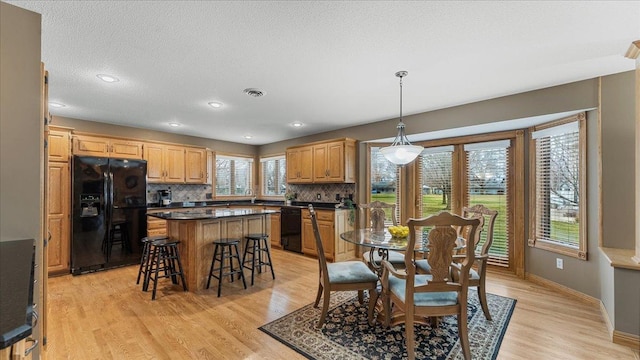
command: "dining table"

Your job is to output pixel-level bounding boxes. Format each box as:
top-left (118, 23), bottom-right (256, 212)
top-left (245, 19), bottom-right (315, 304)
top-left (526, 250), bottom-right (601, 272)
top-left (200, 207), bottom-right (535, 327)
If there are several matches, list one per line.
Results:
top-left (340, 228), bottom-right (467, 275)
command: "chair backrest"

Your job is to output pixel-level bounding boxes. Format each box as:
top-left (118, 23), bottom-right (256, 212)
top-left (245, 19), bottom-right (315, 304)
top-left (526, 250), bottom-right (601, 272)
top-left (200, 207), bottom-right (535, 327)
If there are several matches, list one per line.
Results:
top-left (358, 201), bottom-right (397, 231)
top-left (308, 205), bottom-right (329, 283)
top-left (462, 204), bottom-right (498, 256)
top-left (404, 212), bottom-right (480, 292)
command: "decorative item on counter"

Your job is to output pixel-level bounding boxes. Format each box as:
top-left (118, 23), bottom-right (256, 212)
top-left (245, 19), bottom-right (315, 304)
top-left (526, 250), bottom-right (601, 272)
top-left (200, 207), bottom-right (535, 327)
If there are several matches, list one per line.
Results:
top-left (284, 191), bottom-right (296, 205)
top-left (388, 225), bottom-right (409, 239)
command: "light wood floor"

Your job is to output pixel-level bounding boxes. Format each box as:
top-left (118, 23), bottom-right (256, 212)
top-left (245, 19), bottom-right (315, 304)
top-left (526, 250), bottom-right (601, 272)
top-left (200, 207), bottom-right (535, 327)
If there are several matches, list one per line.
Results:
top-left (44, 248), bottom-right (637, 359)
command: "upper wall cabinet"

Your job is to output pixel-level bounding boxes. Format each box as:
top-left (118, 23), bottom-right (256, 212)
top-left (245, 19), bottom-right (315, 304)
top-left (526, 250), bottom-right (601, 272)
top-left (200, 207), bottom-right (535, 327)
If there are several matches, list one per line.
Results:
top-left (185, 147), bottom-right (207, 184)
top-left (48, 126), bottom-right (71, 162)
top-left (286, 146), bottom-right (313, 183)
top-left (72, 134), bottom-right (143, 160)
top-left (287, 138), bottom-right (356, 184)
top-left (144, 143), bottom-right (186, 184)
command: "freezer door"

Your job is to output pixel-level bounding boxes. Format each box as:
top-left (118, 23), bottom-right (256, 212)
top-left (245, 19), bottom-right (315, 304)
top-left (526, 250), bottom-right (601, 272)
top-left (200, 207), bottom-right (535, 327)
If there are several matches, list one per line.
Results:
top-left (71, 156), bottom-right (109, 274)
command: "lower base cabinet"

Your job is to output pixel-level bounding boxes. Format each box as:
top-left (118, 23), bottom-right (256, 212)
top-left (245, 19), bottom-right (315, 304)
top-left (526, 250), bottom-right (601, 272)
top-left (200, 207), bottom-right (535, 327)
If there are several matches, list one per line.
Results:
top-left (301, 208), bottom-right (355, 262)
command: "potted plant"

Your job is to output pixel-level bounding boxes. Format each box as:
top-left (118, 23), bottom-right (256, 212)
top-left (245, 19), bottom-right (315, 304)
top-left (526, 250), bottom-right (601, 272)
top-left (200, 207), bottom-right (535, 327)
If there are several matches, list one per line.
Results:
top-left (284, 192), bottom-right (296, 205)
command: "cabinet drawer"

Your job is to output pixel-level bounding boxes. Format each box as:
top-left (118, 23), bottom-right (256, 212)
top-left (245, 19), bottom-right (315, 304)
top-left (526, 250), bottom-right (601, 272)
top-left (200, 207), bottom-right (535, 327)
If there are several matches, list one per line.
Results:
top-left (147, 228), bottom-right (167, 237)
top-left (302, 209), bottom-right (333, 221)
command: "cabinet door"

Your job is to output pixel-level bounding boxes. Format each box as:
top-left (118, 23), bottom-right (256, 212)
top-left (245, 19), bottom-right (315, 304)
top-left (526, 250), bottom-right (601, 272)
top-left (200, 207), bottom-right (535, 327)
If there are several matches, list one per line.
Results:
top-left (312, 144), bottom-right (328, 181)
top-left (47, 162), bottom-right (70, 275)
top-left (185, 148), bottom-right (206, 184)
top-left (269, 211), bottom-right (281, 248)
top-left (298, 146), bottom-right (313, 182)
top-left (73, 135), bottom-right (110, 157)
top-left (110, 139), bottom-right (143, 159)
top-left (326, 141), bottom-right (345, 182)
top-left (301, 218), bottom-right (317, 255)
top-left (144, 143), bottom-right (165, 183)
top-left (286, 149), bottom-right (301, 182)
top-left (48, 129), bottom-right (70, 162)
top-left (317, 220), bottom-right (334, 261)
top-left (164, 146), bottom-right (185, 183)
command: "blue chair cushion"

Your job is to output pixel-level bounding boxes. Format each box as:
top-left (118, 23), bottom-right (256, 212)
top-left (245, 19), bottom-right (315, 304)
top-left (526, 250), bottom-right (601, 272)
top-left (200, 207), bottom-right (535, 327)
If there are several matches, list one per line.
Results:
top-left (327, 261), bottom-right (378, 284)
top-left (363, 250), bottom-right (405, 265)
top-left (415, 259), bottom-right (431, 273)
top-left (469, 268), bottom-right (480, 281)
top-left (388, 274), bottom-right (458, 306)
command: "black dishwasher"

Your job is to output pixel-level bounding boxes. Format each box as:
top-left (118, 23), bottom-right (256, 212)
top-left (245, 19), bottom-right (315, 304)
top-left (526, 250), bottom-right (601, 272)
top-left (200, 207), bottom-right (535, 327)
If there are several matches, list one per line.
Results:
top-left (280, 207), bottom-right (302, 253)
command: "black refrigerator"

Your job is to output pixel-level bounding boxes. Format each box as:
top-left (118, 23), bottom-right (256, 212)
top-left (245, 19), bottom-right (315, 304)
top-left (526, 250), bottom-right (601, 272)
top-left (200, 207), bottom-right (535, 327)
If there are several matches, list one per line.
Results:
top-left (71, 155), bottom-right (147, 275)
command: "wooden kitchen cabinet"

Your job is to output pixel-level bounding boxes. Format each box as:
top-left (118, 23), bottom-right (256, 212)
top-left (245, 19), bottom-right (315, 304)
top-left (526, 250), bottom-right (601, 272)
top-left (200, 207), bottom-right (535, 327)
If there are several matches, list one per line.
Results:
top-left (266, 207), bottom-right (281, 249)
top-left (287, 138), bottom-right (356, 184)
top-left (73, 134), bottom-right (143, 159)
top-left (301, 208), bottom-right (354, 262)
top-left (47, 126), bottom-right (71, 162)
top-left (47, 161), bottom-right (70, 275)
top-left (286, 146), bottom-right (313, 183)
top-left (144, 142), bottom-right (186, 183)
top-left (147, 210), bottom-right (168, 237)
top-left (185, 147), bottom-right (207, 184)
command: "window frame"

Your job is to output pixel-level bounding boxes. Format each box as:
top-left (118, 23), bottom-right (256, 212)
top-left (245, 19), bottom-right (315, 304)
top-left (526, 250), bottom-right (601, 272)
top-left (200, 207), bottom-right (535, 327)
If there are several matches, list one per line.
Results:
top-left (528, 113), bottom-right (587, 260)
top-left (214, 153), bottom-right (255, 199)
top-left (259, 154), bottom-right (286, 199)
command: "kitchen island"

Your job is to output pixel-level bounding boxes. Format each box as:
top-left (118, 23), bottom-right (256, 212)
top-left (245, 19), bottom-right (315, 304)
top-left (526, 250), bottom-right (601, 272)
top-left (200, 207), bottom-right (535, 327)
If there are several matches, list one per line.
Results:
top-left (148, 208), bottom-right (277, 291)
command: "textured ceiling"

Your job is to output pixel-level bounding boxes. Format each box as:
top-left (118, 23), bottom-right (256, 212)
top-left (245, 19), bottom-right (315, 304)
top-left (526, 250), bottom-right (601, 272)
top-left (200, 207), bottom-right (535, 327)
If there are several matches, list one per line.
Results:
top-left (7, 1), bottom-right (640, 145)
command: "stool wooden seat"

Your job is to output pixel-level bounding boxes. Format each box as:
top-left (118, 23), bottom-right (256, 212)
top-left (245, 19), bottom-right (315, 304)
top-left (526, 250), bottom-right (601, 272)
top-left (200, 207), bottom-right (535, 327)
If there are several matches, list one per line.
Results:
top-left (143, 238), bottom-right (187, 300)
top-left (242, 233), bottom-right (275, 286)
top-left (136, 235), bottom-right (169, 285)
top-left (207, 238), bottom-right (247, 297)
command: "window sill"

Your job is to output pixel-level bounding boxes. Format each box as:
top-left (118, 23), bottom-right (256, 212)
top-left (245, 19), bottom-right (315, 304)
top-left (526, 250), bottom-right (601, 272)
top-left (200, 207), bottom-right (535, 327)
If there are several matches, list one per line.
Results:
top-left (600, 247), bottom-right (640, 271)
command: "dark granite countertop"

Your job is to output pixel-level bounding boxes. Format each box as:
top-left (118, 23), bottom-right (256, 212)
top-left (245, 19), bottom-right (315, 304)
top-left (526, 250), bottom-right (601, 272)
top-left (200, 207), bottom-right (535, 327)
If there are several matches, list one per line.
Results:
top-left (147, 200), bottom-right (350, 211)
top-left (148, 208), bottom-right (278, 220)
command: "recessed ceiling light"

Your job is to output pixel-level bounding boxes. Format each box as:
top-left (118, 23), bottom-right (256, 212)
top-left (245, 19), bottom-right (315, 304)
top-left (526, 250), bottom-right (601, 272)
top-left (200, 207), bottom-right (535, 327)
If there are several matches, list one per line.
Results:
top-left (244, 135), bottom-right (253, 139)
top-left (291, 121), bottom-right (303, 127)
top-left (169, 122), bottom-right (181, 127)
top-left (49, 102), bottom-right (66, 108)
top-left (208, 101), bottom-right (223, 108)
top-left (96, 74), bottom-right (119, 83)
top-left (243, 88), bottom-right (265, 97)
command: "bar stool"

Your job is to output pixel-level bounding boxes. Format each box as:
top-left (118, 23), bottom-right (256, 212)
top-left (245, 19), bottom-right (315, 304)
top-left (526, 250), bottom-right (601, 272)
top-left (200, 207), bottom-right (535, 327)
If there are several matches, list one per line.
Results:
top-left (136, 235), bottom-right (168, 286)
top-left (144, 238), bottom-right (188, 300)
top-left (207, 238), bottom-right (246, 297)
top-left (241, 233), bottom-right (275, 286)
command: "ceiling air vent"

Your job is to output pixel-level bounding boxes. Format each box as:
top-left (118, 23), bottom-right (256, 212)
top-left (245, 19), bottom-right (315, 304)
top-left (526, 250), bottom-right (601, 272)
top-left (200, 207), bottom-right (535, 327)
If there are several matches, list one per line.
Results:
top-left (243, 88), bottom-right (265, 97)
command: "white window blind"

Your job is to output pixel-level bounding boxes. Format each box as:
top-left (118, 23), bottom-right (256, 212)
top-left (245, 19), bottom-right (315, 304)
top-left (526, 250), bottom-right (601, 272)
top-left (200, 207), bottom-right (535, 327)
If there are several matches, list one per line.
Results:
top-left (534, 122), bottom-right (580, 247)
top-left (419, 147), bottom-right (453, 218)
top-left (370, 147), bottom-right (400, 224)
top-left (465, 141), bottom-right (510, 266)
top-left (261, 155), bottom-right (286, 196)
top-left (215, 155), bottom-right (254, 196)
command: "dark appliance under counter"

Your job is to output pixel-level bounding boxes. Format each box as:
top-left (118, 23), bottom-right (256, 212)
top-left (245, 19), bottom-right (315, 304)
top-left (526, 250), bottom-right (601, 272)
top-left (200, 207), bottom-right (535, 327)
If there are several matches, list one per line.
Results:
top-left (280, 206), bottom-right (302, 253)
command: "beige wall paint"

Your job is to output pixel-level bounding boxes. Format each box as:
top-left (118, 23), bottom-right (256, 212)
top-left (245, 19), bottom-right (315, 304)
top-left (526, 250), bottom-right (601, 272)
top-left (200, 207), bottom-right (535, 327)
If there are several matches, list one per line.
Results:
top-left (52, 115), bottom-right (258, 156)
top-left (0, 2), bottom-right (43, 357)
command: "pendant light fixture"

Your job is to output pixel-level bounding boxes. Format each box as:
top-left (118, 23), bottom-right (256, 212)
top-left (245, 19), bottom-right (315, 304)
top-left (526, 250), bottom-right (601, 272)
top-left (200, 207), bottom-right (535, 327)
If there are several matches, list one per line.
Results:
top-left (379, 71), bottom-right (423, 165)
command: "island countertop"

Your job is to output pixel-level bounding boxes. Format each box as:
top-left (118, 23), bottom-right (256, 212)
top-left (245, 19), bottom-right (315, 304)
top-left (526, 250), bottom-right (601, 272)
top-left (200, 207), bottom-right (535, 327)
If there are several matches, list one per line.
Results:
top-left (148, 208), bottom-right (278, 220)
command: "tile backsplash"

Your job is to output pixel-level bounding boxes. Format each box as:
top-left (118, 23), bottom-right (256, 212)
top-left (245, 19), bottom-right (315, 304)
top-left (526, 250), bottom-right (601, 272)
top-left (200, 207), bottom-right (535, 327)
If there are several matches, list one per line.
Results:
top-left (287, 183), bottom-right (356, 203)
top-left (147, 183), bottom-right (211, 204)
top-left (146, 183), bottom-right (356, 205)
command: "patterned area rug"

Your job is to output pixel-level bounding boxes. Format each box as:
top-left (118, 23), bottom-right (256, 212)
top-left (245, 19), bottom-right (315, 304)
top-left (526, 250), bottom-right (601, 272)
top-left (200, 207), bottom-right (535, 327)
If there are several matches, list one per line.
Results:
top-left (260, 290), bottom-right (516, 360)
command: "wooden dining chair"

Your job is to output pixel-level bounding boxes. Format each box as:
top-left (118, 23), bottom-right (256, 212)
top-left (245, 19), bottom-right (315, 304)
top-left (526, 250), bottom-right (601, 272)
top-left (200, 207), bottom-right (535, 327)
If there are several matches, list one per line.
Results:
top-left (309, 205), bottom-right (379, 329)
top-left (453, 204), bottom-right (498, 320)
top-left (381, 212), bottom-right (480, 360)
top-left (358, 201), bottom-right (405, 267)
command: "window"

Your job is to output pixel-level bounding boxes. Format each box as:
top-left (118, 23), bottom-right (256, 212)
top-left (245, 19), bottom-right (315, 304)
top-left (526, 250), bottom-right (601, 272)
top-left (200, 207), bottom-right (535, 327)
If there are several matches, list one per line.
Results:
top-left (529, 113), bottom-right (587, 260)
top-left (260, 155), bottom-right (286, 197)
top-left (465, 140), bottom-right (510, 266)
top-left (418, 146), bottom-right (454, 218)
top-left (369, 146), bottom-right (400, 224)
top-left (215, 155), bottom-right (254, 197)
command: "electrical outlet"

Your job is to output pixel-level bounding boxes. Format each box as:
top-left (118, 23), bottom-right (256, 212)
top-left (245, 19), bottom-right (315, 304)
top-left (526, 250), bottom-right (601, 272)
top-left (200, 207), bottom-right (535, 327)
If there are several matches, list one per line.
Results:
top-left (556, 258), bottom-right (563, 269)
top-left (316, 193), bottom-right (321, 200)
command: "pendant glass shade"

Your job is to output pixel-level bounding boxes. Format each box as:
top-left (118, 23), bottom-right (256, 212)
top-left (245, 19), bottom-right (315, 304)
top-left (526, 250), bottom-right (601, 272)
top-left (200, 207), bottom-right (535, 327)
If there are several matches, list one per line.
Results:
top-left (380, 71), bottom-right (423, 165)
